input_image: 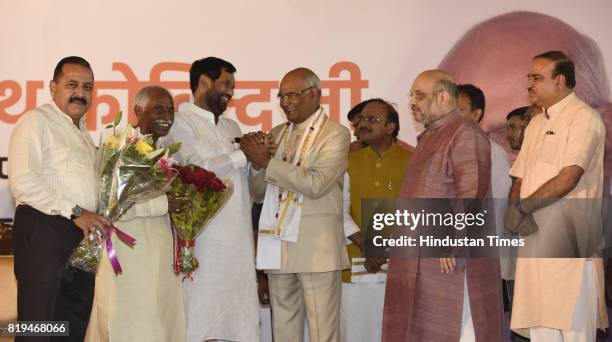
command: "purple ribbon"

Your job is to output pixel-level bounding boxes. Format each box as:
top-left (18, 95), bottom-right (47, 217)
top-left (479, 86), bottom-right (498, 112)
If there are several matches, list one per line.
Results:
top-left (169, 216), bottom-right (180, 275)
top-left (105, 224), bottom-right (137, 274)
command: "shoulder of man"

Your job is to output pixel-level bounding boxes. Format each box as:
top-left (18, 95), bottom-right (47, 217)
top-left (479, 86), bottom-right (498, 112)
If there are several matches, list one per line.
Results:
top-left (218, 115), bottom-right (241, 130)
top-left (454, 115), bottom-right (489, 140)
top-left (13, 103), bottom-right (55, 130)
top-left (572, 96), bottom-right (605, 126)
top-left (348, 145), bottom-right (369, 163)
top-left (324, 118), bottom-right (350, 135)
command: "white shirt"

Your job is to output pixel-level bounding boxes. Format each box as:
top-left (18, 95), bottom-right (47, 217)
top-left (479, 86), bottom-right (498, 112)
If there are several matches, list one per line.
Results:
top-left (490, 140), bottom-right (512, 199)
top-left (8, 102), bottom-right (98, 218)
top-left (161, 103), bottom-right (260, 342)
top-left (163, 104), bottom-right (246, 176)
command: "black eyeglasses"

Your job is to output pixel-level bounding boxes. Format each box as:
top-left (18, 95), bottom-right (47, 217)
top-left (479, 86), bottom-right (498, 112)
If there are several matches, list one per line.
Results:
top-left (277, 86), bottom-right (314, 101)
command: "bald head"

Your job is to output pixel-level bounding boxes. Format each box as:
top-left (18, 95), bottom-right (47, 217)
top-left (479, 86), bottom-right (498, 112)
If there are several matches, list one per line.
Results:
top-left (279, 67), bottom-right (322, 124)
top-left (409, 69), bottom-right (458, 126)
top-left (416, 70), bottom-right (458, 100)
top-left (282, 68), bottom-right (321, 91)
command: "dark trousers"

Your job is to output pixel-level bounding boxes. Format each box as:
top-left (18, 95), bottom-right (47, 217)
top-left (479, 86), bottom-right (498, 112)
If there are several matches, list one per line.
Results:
top-left (13, 205), bottom-right (94, 342)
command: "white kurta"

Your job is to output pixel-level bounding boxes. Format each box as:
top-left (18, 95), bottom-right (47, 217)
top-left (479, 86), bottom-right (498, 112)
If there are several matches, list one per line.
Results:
top-left (162, 104), bottom-right (260, 342)
top-left (490, 139), bottom-right (515, 280)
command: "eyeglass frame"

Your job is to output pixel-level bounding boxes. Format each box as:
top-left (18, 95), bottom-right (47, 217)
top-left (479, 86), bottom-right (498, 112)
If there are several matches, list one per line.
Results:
top-left (277, 86), bottom-right (315, 102)
top-left (354, 114), bottom-right (389, 125)
top-left (408, 88), bottom-right (445, 102)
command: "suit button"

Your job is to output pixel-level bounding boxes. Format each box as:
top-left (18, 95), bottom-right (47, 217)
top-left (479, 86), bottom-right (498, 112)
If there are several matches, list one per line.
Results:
top-left (374, 181), bottom-right (380, 187)
top-left (375, 162), bottom-right (381, 168)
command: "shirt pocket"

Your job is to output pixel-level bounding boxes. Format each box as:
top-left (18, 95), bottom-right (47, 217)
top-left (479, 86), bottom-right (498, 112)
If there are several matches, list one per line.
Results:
top-left (537, 135), bottom-right (560, 164)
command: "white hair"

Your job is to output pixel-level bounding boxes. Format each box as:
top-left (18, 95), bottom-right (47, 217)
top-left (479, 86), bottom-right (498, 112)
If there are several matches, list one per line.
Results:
top-left (305, 73), bottom-right (321, 90)
top-left (134, 85), bottom-right (172, 110)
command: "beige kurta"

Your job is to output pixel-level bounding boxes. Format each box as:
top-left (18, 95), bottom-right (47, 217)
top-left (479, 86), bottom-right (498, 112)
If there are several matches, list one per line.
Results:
top-left (86, 195), bottom-right (186, 342)
top-left (509, 92), bottom-right (608, 335)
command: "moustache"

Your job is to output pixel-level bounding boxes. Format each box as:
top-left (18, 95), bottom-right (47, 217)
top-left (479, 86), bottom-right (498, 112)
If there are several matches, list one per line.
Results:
top-left (69, 96), bottom-right (87, 105)
top-left (358, 127), bottom-right (372, 133)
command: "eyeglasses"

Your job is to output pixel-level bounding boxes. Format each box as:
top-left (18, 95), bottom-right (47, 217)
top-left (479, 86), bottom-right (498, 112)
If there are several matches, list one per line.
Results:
top-left (277, 86), bottom-right (314, 102)
top-left (354, 115), bottom-right (387, 125)
top-left (408, 89), bottom-right (444, 102)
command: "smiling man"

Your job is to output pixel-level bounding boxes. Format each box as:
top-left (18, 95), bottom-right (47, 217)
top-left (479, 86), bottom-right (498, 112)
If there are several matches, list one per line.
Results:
top-left (162, 57), bottom-right (260, 342)
top-left (9, 56), bottom-right (109, 342)
top-left (86, 85), bottom-right (185, 341)
top-left (246, 67), bottom-right (350, 342)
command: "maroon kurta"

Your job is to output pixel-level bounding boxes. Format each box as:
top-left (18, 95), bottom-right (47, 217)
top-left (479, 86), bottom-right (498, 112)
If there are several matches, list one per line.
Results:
top-left (382, 111), bottom-right (503, 342)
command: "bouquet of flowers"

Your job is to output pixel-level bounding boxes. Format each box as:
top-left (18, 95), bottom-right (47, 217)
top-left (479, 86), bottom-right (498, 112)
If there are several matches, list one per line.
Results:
top-left (68, 112), bottom-right (180, 273)
top-left (169, 164), bottom-right (233, 280)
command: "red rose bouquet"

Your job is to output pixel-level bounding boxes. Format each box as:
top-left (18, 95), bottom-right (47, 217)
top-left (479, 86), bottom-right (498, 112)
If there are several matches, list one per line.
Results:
top-left (169, 164), bottom-right (233, 279)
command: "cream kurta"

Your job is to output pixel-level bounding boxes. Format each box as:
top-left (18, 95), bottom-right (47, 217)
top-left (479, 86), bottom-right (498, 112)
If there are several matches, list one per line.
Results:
top-left (509, 92), bottom-right (608, 334)
top-left (86, 195), bottom-right (185, 342)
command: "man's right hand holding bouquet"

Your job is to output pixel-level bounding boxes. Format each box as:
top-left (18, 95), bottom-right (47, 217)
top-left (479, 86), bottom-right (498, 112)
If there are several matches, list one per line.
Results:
top-left (72, 208), bottom-right (110, 244)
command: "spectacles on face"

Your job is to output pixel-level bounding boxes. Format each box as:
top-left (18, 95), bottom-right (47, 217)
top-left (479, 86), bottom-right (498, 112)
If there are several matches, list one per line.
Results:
top-left (277, 86), bottom-right (314, 102)
top-left (355, 115), bottom-right (387, 125)
top-left (408, 89), bottom-right (444, 102)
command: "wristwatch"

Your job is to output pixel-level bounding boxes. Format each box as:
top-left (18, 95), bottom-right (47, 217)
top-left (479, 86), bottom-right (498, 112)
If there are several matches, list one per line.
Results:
top-left (71, 205), bottom-right (83, 220)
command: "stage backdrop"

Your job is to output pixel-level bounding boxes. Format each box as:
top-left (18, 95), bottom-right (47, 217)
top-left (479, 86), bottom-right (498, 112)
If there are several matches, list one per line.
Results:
top-left (1, 0), bottom-right (611, 221)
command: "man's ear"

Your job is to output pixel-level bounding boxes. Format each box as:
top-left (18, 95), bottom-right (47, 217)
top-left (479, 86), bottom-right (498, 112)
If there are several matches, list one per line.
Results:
top-left (473, 109), bottom-right (483, 122)
top-left (386, 121), bottom-right (397, 136)
top-left (50, 80), bottom-right (57, 98)
top-left (438, 90), bottom-right (449, 105)
top-left (199, 74), bottom-right (212, 91)
top-left (133, 105), bottom-right (142, 123)
top-left (556, 74), bottom-right (566, 89)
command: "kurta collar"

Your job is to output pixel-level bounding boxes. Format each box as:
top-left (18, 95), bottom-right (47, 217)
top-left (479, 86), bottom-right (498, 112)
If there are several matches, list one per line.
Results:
top-left (365, 143), bottom-right (400, 159)
top-left (417, 110), bottom-right (460, 141)
top-left (190, 103), bottom-right (216, 125)
top-left (50, 101), bottom-right (87, 130)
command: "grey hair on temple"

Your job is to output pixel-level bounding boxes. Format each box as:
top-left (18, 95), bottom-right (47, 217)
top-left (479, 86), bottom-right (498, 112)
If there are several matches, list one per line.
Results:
top-left (134, 85), bottom-right (173, 109)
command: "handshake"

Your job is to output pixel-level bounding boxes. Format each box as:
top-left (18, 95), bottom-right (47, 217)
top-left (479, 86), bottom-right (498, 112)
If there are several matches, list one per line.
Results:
top-left (238, 131), bottom-right (277, 170)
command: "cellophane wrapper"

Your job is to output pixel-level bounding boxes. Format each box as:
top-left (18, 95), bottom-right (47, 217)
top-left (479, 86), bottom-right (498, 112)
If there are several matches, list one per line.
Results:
top-left (68, 125), bottom-right (178, 273)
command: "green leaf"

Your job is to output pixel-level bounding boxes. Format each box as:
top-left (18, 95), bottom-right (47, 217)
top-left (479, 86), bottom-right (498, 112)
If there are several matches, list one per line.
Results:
top-left (113, 111), bottom-right (123, 127)
top-left (167, 142), bottom-right (182, 155)
top-left (145, 148), bottom-right (165, 161)
top-left (144, 135), bottom-right (154, 146)
top-left (105, 124), bottom-right (114, 129)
